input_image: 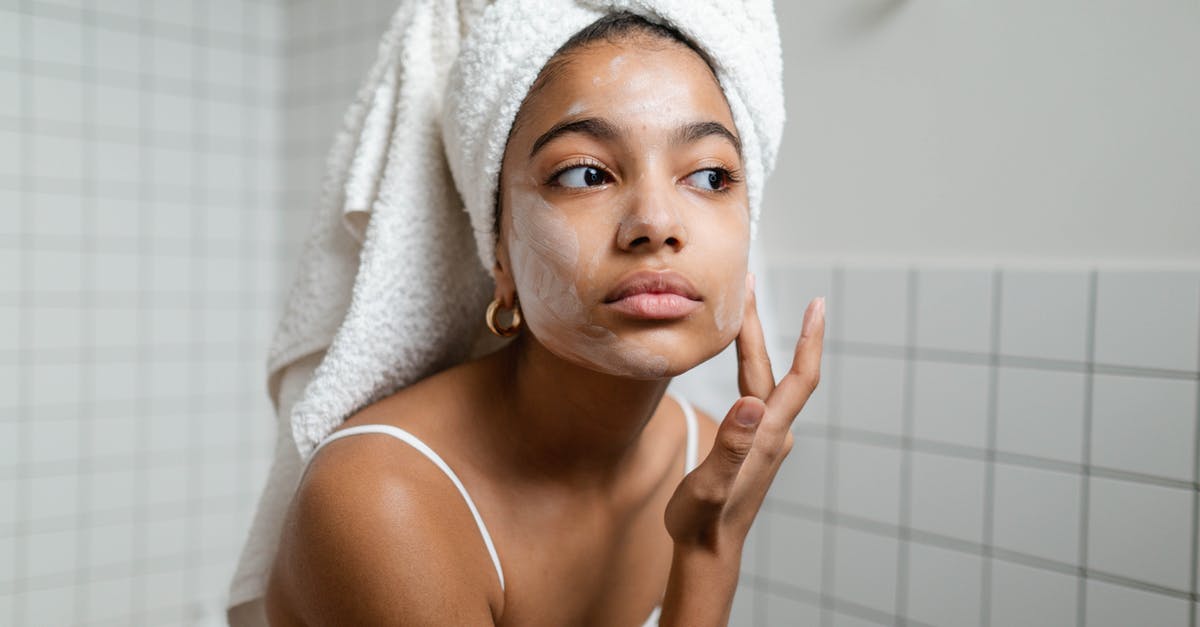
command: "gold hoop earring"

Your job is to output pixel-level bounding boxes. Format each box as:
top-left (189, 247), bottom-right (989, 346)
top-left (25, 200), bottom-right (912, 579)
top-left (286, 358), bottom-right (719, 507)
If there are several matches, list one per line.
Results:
top-left (486, 298), bottom-right (522, 337)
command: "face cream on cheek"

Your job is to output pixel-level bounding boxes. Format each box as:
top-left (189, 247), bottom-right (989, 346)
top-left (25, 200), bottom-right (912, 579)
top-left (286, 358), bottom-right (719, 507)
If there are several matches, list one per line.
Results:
top-left (506, 192), bottom-right (669, 378)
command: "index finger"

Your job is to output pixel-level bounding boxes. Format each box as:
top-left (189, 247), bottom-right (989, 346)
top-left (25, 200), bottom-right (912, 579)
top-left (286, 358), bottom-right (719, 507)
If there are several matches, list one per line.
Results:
top-left (765, 296), bottom-right (825, 425)
top-left (736, 273), bottom-right (775, 400)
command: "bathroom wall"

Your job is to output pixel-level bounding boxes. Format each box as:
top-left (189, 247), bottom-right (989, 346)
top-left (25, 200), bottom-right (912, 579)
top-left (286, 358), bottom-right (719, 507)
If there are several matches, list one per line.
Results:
top-left (4, 1), bottom-right (1197, 626)
top-left (0, 1), bottom-right (285, 625)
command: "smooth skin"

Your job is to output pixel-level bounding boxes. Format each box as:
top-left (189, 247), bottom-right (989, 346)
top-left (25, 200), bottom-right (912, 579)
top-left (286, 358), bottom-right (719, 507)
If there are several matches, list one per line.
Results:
top-left (265, 34), bottom-right (825, 627)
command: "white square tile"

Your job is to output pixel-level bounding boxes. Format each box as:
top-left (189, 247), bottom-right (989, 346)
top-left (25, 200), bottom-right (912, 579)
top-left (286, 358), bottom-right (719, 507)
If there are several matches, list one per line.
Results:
top-left (32, 74), bottom-right (83, 125)
top-left (767, 263), bottom-right (833, 345)
top-left (88, 468), bottom-right (137, 513)
top-left (773, 433), bottom-right (826, 509)
top-left (85, 520), bottom-right (135, 569)
top-left (0, 9), bottom-right (22, 59)
top-left (904, 543), bottom-right (983, 627)
top-left (912, 361), bottom-right (990, 450)
top-left (31, 134), bottom-right (83, 181)
top-left (840, 267), bottom-right (910, 347)
top-left (32, 16), bottom-right (82, 65)
top-left (30, 416), bottom-right (79, 464)
top-left (151, 91), bottom-right (194, 135)
top-left (832, 525), bottom-right (897, 615)
top-left (147, 463), bottom-right (188, 506)
top-left (989, 560), bottom-right (1077, 627)
top-left (95, 83), bottom-right (142, 131)
top-left (1090, 374), bottom-right (1196, 482)
top-left (89, 359), bottom-right (138, 402)
top-left (0, 187), bottom-right (20, 236)
top-left (909, 451), bottom-right (986, 544)
top-left (150, 304), bottom-right (192, 345)
top-left (24, 585), bottom-right (75, 627)
top-left (1094, 271), bottom-right (1200, 372)
top-left (837, 355), bottom-right (905, 437)
top-left (95, 27), bottom-right (141, 74)
top-left (29, 472), bottom-right (79, 520)
top-left (85, 575), bottom-right (134, 622)
top-left (1087, 477), bottom-right (1190, 590)
top-left (31, 361), bottom-right (81, 408)
top-left (995, 367), bottom-right (1086, 464)
top-left (31, 305), bottom-right (82, 350)
top-left (93, 252), bottom-right (141, 293)
top-left (30, 191), bottom-right (83, 238)
top-left (149, 145), bottom-right (193, 188)
top-left (145, 517), bottom-right (187, 560)
top-left (33, 247), bottom-right (83, 293)
top-left (1084, 579), bottom-right (1189, 627)
top-left (766, 511), bottom-right (823, 592)
top-left (152, 34), bottom-right (194, 81)
top-left (94, 140), bottom-right (142, 185)
top-left (0, 129), bottom-right (19, 177)
top-left (0, 68), bottom-right (16, 118)
top-left (916, 269), bottom-right (994, 353)
top-left (0, 476), bottom-right (16, 526)
top-left (832, 614), bottom-right (892, 627)
top-left (152, 0), bottom-right (193, 27)
top-left (25, 527), bottom-right (77, 578)
top-left (835, 441), bottom-right (902, 525)
top-left (992, 465), bottom-right (1080, 565)
top-left (764, 591), bottom-right (820, 626)
top-left (999, 270), bottom-right (1090, 362)
top-left (729, 584), bottom-right (754, 627)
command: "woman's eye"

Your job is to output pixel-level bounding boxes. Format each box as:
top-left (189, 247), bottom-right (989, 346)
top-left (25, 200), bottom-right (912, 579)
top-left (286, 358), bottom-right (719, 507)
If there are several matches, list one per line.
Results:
top-left (685, 169), bottom-right (728, 191)
top-left (555, 166), bottom-right (609, 188)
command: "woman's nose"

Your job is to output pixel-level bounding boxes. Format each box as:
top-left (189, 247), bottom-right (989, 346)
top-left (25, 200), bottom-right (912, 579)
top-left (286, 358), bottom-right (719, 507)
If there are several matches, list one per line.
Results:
top-left (615, 180), bottom-right (688, 253)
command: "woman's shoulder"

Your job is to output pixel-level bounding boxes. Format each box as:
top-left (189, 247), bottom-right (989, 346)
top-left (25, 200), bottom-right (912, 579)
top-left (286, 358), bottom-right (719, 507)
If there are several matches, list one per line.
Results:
top-left (272, 407), bottom-right (503, 623)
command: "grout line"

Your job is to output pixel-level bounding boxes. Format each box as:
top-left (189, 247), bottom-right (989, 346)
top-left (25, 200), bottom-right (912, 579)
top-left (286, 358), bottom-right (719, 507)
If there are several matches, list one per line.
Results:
top-left (980, 268), bottom-right (1003, 626)
top-left (893, 267), bottom-right (918, 625)
top-left (817, 265), bottom-right (844, 627)
top-left (1077, 269), bottom-right (1099, 626)
top-left (182, 0), bottom-right (208, 614)
top-left (742, 573), bottom-right (939, 627)
top-left (130, 0), bottom-right (155, 617)
top-left (73, 1), bottom-right (98, 622)
top-left (1191, 273), bottom-right (1200, 627)
top-left (12, 2), bottom-right (33, 625)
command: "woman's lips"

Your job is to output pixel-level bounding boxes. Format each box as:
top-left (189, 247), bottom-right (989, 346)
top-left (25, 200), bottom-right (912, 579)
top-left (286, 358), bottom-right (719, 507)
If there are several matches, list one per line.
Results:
top-left (606, 293), bottom-right (703, 319)
top-left (603, 270), bottom-right (702, 320)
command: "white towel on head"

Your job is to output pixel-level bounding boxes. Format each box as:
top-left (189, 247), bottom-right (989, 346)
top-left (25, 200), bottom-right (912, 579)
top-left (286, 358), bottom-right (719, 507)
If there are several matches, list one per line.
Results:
top-left (227, 1), bottom-right (783, 624)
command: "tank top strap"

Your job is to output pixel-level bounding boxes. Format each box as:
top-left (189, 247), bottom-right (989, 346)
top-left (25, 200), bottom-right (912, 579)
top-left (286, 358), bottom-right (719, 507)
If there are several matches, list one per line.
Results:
top-left (307, 424), bottom-right (506, 592)
top-left (669, 394), bottom-right (700, 476)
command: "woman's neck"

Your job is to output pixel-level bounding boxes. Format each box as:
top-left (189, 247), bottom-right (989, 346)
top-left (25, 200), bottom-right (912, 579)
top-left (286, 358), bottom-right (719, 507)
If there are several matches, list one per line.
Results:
top-left (477, 333), bottom-right (672, 491)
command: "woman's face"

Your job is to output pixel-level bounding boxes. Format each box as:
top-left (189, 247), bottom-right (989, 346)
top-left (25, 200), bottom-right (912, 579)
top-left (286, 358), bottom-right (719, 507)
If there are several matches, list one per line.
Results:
top-left (494, 36), bottom-right (750, 379)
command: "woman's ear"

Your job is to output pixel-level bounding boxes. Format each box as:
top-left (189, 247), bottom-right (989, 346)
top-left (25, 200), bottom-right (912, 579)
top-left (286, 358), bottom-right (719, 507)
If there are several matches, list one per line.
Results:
top-left (492, 239), bottom-right (517, 308)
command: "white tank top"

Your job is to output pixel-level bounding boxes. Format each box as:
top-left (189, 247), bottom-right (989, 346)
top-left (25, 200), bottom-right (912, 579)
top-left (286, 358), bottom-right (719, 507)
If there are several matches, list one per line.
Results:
top-left (305, 394), bottom-right (701, 626)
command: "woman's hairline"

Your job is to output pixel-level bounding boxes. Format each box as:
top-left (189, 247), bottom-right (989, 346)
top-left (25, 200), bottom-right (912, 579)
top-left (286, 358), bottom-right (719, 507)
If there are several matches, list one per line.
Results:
top-left (491, 13), bottom-right (722, 248)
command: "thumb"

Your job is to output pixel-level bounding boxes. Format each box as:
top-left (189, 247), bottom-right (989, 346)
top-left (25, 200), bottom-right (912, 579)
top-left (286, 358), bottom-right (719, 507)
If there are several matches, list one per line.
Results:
top-left (691, 396), bottom-right (766, 505)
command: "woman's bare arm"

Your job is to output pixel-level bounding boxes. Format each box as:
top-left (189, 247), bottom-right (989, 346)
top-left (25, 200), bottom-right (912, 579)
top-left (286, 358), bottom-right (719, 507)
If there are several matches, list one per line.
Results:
top-left (660, 278), bottom-right (826, 626)
top-left (267, 436), bottom-right (500, 626)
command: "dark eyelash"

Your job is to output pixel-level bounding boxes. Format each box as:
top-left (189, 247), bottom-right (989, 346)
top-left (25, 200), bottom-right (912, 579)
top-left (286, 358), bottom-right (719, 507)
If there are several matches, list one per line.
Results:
top-left (698, 167), bottom-right (744, 194)
top-left (545, 159), bottom-right (610, 186)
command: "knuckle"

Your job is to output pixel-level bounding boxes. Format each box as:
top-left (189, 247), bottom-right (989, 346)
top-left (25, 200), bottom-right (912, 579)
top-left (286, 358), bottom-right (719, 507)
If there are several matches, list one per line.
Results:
top-left (689, 479), bottom-right (729, 507)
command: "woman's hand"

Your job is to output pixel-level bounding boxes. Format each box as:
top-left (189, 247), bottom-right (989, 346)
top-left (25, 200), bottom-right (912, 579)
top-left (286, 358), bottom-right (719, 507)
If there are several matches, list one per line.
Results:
top-left (659, 274), bottom-right (825, 625)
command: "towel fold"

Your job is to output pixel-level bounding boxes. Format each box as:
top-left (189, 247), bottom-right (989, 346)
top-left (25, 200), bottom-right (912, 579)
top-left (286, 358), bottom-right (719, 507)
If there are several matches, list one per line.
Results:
top-left (228, 1), bottom-right (783, 624)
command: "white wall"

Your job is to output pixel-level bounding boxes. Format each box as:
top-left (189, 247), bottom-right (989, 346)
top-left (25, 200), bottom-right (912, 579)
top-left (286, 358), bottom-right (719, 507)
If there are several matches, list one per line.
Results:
top-left (764, 1), bottom-right (1200, 264)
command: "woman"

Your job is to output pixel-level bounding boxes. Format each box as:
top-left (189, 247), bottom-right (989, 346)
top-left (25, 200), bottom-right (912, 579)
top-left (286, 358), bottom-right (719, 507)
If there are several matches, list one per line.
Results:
top-left (262, 7), bottom-right (823, 627)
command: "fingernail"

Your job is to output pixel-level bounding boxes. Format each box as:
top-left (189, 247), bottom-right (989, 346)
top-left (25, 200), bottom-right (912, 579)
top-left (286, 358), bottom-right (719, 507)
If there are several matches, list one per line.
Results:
top-left (736, 400), bottom-right (762, 427)
top-left (817, 296), bottom-right (826, 320)
top-left (747, 272), bottom-right (757, 292)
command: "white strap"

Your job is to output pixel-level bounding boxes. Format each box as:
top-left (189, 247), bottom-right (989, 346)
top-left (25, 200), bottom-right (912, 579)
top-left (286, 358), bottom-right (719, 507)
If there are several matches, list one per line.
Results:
top-left (308, 425), bottom-right (506, 592)
top-left (672, 395), bottom-right (700, 475)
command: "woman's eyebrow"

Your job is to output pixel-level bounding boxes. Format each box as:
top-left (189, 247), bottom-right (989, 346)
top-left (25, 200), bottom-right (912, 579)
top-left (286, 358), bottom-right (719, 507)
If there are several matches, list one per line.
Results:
top-left (529, 117), bottom-right (620, 159)
top-left (673, 121), bottom-right (742, 161)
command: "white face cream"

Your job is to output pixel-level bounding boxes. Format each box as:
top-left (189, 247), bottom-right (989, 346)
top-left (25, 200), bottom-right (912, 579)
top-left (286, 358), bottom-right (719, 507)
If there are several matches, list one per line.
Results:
top-left (506, 184), bottom-right (671, 378)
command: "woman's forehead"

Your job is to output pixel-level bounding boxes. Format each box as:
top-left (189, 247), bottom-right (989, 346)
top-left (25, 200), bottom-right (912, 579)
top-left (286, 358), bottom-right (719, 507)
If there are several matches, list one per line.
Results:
top-left (517, 39), bottom-right (734, 143)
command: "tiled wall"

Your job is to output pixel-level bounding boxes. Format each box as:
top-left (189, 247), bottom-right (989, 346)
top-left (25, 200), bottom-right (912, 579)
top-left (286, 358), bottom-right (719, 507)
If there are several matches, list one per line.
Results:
top-left (0, 1), bottom-right (284, 625)
top-left (5, 1), bottom-right (1199, 626)
top-left (728, 262), bottom-right (1200, 627)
